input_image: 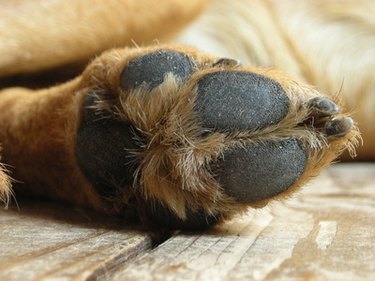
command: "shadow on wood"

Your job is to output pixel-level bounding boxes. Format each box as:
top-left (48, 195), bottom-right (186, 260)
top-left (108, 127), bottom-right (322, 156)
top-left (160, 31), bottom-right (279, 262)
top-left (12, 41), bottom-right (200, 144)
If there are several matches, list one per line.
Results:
top-left (0, 199), bottom-right (158, 280)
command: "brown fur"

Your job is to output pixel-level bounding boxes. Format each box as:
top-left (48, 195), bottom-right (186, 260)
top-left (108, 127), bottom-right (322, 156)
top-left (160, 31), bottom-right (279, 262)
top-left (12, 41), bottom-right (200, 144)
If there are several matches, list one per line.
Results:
top-left (0, 0), bottom-right (208, 76)
top-left (0, 80), bottom-right (103, 209)
top-left (0, 0), bottom-right (369, 224)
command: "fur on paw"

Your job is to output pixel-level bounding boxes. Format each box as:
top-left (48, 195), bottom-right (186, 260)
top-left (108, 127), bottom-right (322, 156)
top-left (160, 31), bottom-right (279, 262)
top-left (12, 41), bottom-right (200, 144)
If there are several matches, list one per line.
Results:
top-left (0, 162), bottom-right (12, 206)
top-left (75, 45), bottom-right (360, 230)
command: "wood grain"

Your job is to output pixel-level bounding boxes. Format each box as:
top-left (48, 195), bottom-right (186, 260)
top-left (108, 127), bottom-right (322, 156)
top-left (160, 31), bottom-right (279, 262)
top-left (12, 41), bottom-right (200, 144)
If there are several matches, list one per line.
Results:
top-left (112, 163), bottom-right (375, 281)
top-left (1, 164), bottom-right (374, 280)
top-left (0, 200), bottom-right (154, 281)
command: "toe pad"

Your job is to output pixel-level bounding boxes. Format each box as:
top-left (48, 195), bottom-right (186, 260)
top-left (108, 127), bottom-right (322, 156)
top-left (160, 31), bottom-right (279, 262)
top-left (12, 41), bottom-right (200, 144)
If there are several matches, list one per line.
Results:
top-left (214, 139), bottom-right (307, 202)
top-left (120, 50), bottom-right (194, 91)
top-left (195, 71), bottom-right (289, 131)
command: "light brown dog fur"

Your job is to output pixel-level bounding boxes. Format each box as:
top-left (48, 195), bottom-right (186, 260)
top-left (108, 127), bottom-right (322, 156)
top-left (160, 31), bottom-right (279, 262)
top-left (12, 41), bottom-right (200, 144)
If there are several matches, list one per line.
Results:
top-left (178, 0), bottom-right (375, 158)
top-left (0, 0), bottom-right (208, 76)
top-left (0, 0), bottom-right (371, 226)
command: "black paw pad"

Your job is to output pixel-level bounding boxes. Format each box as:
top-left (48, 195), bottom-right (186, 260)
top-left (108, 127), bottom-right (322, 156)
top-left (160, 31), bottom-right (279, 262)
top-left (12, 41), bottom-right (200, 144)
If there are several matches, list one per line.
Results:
top-left (146, 202), bottom-right (219, 230)
top-left (195, 71), bottom-right (289, 131)
top-left (76, 94), bottom-right (139, 197)
top-left (214, 139), bottom-right (307, 202)
top-left (120, 50), bottom-right (194, 91)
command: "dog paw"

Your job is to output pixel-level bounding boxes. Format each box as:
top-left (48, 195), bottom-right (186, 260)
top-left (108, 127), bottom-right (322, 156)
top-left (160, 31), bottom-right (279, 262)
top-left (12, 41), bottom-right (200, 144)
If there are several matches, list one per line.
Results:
top-left (75, 46), bottom-right (359, 230)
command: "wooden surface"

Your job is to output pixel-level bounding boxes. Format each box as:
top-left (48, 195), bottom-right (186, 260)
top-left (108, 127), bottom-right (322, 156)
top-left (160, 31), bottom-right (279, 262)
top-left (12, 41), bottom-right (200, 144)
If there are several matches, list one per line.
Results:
top-left (0, 201), bottom-right (154, 281)
top-left (113, 164), bottom-right (375, 281)
top-left (1, 163), bottom-right (375, 281)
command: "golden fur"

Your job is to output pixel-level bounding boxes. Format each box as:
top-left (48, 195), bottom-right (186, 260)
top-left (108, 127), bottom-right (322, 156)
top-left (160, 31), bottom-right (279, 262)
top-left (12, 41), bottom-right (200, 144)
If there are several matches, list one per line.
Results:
top-left (0, 0), bottom-right (208, 76)
top-left (0, 0), bottom-right (371, 225)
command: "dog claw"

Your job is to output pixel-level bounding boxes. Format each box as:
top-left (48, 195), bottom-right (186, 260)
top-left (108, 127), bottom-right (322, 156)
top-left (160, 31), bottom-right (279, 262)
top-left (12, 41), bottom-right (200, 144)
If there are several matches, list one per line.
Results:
top-left (325, 116), bottom-right (353, 137)
top-left (212, 58), bottom-right (241, 67)
top-left (308, 97), bottom-right (340, 117)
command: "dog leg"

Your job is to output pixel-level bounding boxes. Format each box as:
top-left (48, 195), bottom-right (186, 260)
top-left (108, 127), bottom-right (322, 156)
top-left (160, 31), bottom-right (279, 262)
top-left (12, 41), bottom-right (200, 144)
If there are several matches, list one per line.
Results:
top-left (0, 0), bottom-right (207, 77)
top-left (0, 45), bottom-right (360, 229)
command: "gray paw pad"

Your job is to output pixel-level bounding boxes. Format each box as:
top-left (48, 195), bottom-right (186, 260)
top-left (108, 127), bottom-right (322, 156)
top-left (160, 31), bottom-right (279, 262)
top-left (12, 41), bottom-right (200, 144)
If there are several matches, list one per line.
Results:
top-left (195, 71), bottom-right (289, 131)
top-left (76, 94), bottom-right (139, 198)
top-left (120, 50), bottom-right (194, 91)
top-left (214, 139), bottom-right (307, 202)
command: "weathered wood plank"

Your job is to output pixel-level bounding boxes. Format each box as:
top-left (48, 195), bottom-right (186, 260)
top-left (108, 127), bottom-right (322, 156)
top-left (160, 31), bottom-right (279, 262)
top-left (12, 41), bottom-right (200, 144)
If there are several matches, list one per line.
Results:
top-left (112, 163), bottom-right (375, 281)
top-left (0, 200), bottom-right (154, 281)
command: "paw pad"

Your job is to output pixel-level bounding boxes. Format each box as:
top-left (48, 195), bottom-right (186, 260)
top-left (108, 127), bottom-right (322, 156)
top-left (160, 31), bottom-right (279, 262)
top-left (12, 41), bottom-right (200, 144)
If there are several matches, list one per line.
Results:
top-left (195, 71), bottom-right (289, 131)
top-left (120, 50), bottom-right (194, 91)
top-left (76, 95), bottom-right (138, 197)
top-left (214, 139), bottom-right (307, 202)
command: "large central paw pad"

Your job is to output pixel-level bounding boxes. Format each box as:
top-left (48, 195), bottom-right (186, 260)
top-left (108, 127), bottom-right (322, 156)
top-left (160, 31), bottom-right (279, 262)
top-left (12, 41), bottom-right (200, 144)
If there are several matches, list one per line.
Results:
top-left (76, 47), bottom-right (358, 230)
